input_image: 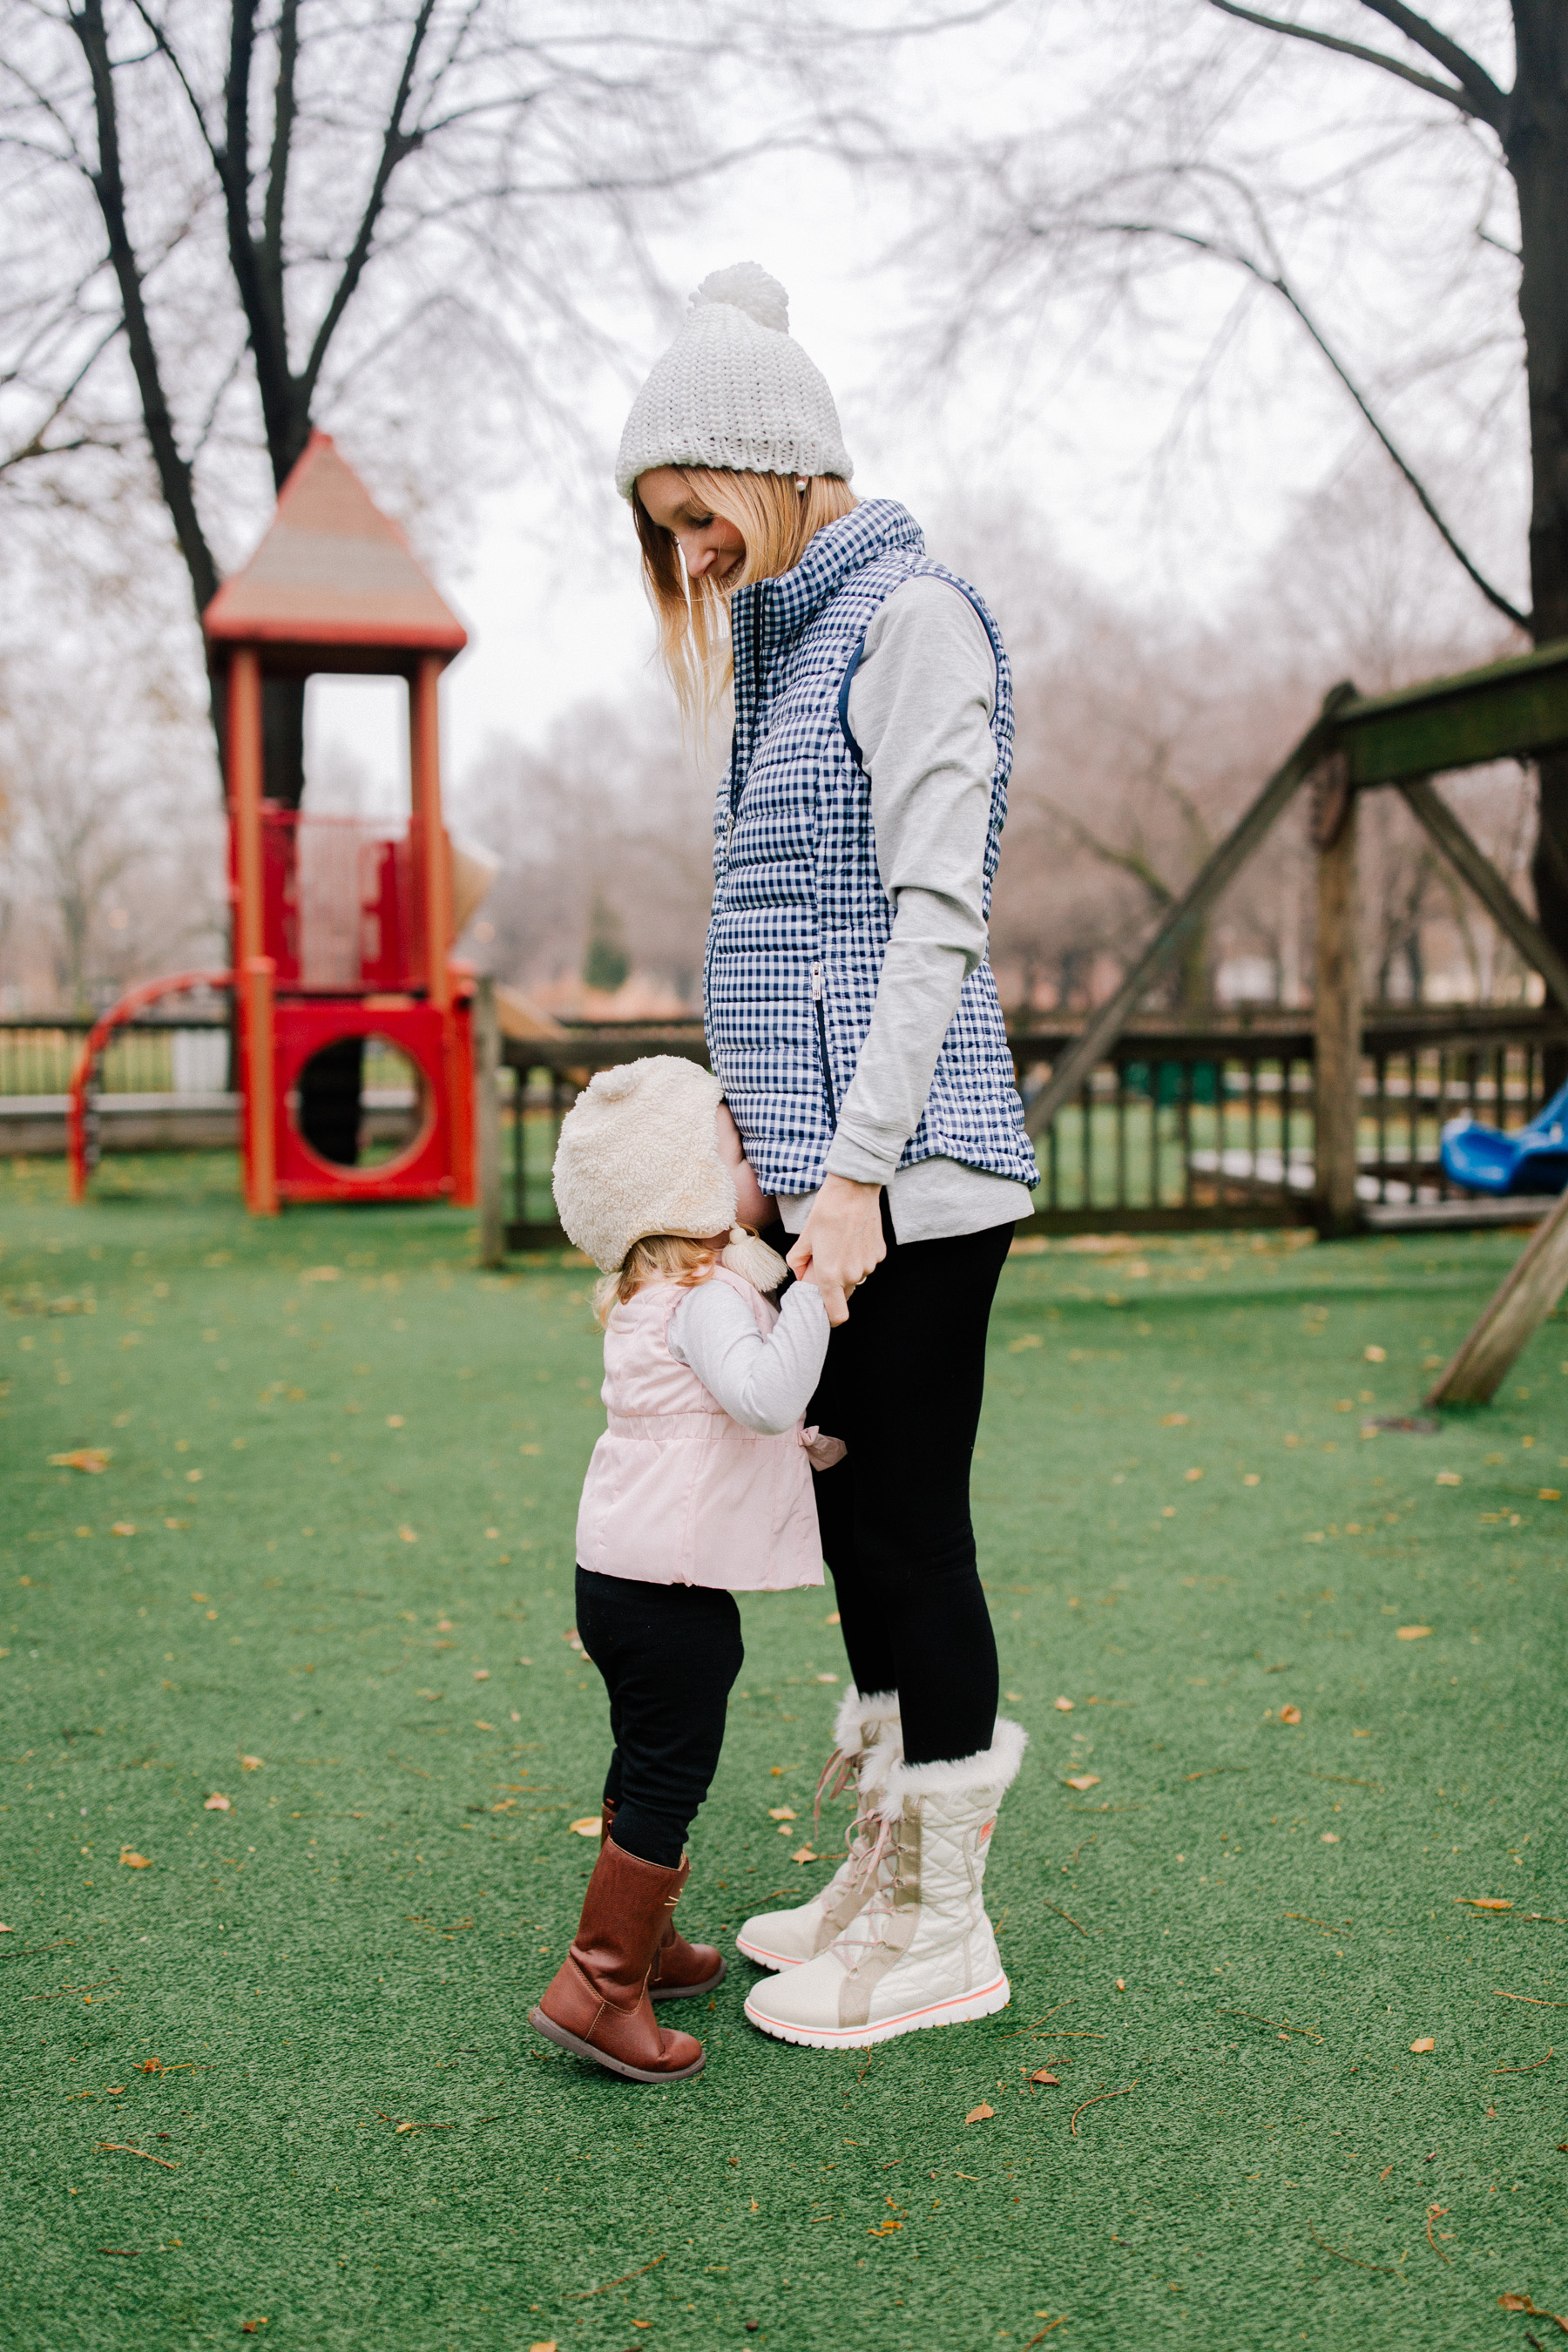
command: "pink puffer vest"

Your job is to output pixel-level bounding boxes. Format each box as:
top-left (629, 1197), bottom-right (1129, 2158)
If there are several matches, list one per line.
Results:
top-left (575, 1265), bottom-right (825, 1592)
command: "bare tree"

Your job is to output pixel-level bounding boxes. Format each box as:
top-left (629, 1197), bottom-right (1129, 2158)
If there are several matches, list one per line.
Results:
top-left (901, 3), bottom-right (1568, 961)
top-left (0, 1), bottom-right (866, 805)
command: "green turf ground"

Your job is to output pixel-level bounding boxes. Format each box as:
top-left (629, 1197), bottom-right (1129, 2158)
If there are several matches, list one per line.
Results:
top-left (3, 1152), bottom-right (1567, 2352)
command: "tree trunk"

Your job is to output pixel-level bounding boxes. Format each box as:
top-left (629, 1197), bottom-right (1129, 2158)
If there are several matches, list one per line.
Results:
top-left (1511, 3), bottom-right (1568, 1082)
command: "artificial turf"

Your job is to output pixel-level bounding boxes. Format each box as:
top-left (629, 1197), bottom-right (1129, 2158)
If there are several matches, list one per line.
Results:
top-left (2, 1150), bottom-right (1567, 2352)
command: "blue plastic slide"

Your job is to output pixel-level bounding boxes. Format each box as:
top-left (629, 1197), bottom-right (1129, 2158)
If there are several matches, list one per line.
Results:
top-left (1441, 1074), bottom-right (1568, 1195)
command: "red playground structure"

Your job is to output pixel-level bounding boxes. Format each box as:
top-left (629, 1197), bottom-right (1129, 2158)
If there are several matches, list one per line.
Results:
top-left (70, 434), bottom-right (477, 1213)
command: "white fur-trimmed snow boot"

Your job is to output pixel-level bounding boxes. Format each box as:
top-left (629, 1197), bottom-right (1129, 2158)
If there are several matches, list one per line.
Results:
top-left (741, 1719), bottom-right (1026, 2048)
top-left (735, 1687), bottom-right (902, 1971)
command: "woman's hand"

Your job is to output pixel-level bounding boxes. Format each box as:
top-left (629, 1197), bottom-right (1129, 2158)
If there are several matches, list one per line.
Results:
top-left (787, 1175), bottom-right (885, 1325)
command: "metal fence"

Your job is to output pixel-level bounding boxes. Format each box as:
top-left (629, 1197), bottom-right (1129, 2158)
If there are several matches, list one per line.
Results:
top-left (498, 1007), bottom-right (1568, 1246)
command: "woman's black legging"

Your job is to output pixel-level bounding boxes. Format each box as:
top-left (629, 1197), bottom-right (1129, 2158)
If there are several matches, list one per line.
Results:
top-left (574, 1568), bottom-right (744, 1870)
top-left (802, 1209), bottom-right (1014, 1767)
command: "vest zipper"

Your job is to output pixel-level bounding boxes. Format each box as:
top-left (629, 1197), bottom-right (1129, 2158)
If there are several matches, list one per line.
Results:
top-left (811, 961), bottom-right (837, 1125)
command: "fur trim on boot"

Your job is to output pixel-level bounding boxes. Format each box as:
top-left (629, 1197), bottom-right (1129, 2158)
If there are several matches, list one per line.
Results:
top-left (742, 1720), bottom-right (1026, 2049)
top-left (736, 1689), bottom-right (902, 1970)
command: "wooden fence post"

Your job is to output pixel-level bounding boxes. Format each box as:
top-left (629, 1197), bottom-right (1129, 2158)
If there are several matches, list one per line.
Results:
top-left (1313, 753), bottom-right (1362, 1237)
top-left (474, 974), bottom-right (504, 1267)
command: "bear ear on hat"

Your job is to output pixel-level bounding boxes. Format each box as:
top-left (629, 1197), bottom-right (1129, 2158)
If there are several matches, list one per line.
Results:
top-left (587, 1064), bottom-right (639, 1102)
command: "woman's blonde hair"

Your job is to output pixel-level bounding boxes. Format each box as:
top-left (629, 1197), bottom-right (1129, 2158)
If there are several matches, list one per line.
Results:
top-left (593, 1232), bottom-right (720, 1326)
top-left (632, 467), bottom-right (857, 722)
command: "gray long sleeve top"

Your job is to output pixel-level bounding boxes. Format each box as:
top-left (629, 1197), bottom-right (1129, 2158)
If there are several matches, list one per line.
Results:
top-left (774, 575), bottom-right (1037, 1246)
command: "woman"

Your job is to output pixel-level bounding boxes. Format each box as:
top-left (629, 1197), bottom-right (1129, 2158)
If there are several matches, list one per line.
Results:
top-left (616, 262), bottom-right (1037, 2049)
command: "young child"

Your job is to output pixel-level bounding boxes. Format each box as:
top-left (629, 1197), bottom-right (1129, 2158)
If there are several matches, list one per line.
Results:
top-left (531, 1055), bottom-right (835, 2083)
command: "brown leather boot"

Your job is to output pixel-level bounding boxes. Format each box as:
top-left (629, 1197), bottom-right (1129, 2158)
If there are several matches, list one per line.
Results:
top-left (530, 1839), bottom-right (705, 2082)
top-left (602, 1800), bottom-right (726, 2001)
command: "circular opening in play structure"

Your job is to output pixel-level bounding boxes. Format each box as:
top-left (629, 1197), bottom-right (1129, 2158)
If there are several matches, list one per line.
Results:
top-left (290, 1034), bottom-right (429, 1172)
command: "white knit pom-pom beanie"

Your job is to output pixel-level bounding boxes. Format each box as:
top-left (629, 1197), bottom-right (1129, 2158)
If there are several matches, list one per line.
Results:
top-left (551, 1057), bottom-right (739, 1273)
top-left (615, 263), bottom-right (854, 499)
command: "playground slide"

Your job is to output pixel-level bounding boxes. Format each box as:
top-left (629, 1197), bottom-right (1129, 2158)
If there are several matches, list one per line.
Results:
top-left (1441, 1074), bottom-right (1568, 1197)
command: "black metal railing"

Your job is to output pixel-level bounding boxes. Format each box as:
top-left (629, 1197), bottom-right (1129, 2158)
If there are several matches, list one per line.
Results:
top-left (497, 1006), bottom-right (1568, 1247)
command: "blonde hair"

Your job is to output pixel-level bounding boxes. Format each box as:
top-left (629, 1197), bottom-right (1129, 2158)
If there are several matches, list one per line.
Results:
top-left (632, 467), bottom-right (858, 721)
top-left (593, 1232), bottom-right (720, 1326)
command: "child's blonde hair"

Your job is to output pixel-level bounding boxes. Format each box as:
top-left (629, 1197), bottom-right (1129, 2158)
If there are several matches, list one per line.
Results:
top-left (593, 1233), bottom-right (720, 1326)
top-left (632, 467), bottom-right (857, 722)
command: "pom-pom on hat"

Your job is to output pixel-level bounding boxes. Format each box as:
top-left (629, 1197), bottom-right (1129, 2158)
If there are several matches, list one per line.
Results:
top-left (552, 1057), bottom-right (738, 1273)
top-left (615, 263), bottom-right (854, 500)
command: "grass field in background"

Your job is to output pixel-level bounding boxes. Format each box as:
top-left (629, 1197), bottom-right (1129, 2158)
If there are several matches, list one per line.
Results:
top-left (3, 1151), bottom-right (1567, 2351)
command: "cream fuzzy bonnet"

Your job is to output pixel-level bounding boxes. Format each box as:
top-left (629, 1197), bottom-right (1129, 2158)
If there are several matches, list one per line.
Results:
top-left (552, 1057), bottom-right (785, 1293)
top-left (615, 262), bottom-right (853, 499)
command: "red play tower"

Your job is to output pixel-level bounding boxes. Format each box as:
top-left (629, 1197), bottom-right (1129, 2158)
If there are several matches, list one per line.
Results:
top-left (202, 434), bottom-right (475, 1214)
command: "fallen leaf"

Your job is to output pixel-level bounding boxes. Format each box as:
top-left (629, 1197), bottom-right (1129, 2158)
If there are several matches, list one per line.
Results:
top-left (567, 1818), bottom-right (601, 1837)
top-left (473, 1669), bottom-right (490, 1681)
top-left (1364, 1346), bottom-right (1386, 1362)
top-left (767, 1807), bottom-right (797, 1821)
top-left (1064, 1774), bottom-right (1100, 1792)
top-left (111, 1523), bottom-right (135, 1537)
top-left (398, 1525), bottom-right (417, 1543)
top-left (1279, 1705), bottom-right (1302, 1725)
top-left (203, 1794), bottom-right (231, 1812)
top-left (388, 1416), bottom-right (406, 1429)
top-left (239, 1754), bottom-right (264, 1772)
top-left (1054, 1697), bottom-right (1075, 1712)
top-left (473, 1720), bottom-right (493, 1732)
top-left (790, 1845), bottom-right (819, 1863)
top-left (1008, 1333), bottom-right (1044, 1353)
top-left (965, 2103), bottom-right (995, 2124)
top-left (1396, 1625), bottom-right (1433, 1640)
top-left (1456, 1897), bottom-right (1511, 1911)
top-left (300, 1266), bottom-right (340, 1282)
top-left (1321, 1833), bottom-right (1341, 1844)
top-left (50, 1449), bottom-right (110, 1472)
top-left (1436, 1470), bottom-right (1462, 1487)
top-left (528, 2341), bottom-right (558, 2350)
top-left (1029, 2069), bottom-right (1060, 2086)
top-left (1185, 1467), bottom-right (1204, 1482)
top-left (1540, 1489), bottom-right (1562, 1503)
top-left (1161, 1412), bottom-right (1188, 1426)
top-left (118, 1851), bottom-right (152, 1869)
top-left (1409, 2036), bottom-right (1436, 2053)
top-left (814, 1672), bottom-right (839, 1683)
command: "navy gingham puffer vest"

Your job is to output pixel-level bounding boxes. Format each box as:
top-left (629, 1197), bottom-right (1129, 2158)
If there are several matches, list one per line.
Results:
top-left (702, 498), bottom-right (1039, 1198)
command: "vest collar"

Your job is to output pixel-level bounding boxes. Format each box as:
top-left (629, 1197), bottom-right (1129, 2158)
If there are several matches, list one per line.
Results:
top-left (733, 497), bottom-right (925, 648)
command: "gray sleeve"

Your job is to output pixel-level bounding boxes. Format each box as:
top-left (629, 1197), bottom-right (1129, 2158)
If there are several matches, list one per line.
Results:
top-left (825, 576), bottom-right (997, 1187)
top-left (666, 1278), bottom-right (831, 1436)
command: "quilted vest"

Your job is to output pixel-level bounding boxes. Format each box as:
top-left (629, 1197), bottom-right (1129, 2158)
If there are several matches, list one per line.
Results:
top-left (702, 497), bottom-right (1039, 1197)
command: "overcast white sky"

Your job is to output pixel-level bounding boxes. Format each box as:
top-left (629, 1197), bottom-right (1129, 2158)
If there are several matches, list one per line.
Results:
top-left (304, 2), bottom-right (1526, 814)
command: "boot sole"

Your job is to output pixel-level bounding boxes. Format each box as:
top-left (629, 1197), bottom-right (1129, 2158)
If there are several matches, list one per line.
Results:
top-left (529, 2006), bottom-right (706, 2082)
top-left (650, 1957), bottom-right (727, 2000)
top-left (742, 1970), bottom-right (1010, 2050)
top-left (733, 1931), bottom-right (795, 1971)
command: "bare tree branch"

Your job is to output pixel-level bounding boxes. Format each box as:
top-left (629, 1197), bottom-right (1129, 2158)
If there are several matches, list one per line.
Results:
top-left (67, 0), bottom-right (218, 614)
top-left (1206, 0), bottom-right (1506, 131)
top-left (1058, 178), bottom-right (1528, 632)
top-left (1355, 0), bottom-right (1510, 119)
top-left (296, 0), bottom-right (438, 422)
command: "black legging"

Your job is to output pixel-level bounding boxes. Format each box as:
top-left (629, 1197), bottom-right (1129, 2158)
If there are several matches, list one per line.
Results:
top-left (575, 1568), bottom-right (744, 1870)
top-left (801, 1208), bottom-right (1013, 1767)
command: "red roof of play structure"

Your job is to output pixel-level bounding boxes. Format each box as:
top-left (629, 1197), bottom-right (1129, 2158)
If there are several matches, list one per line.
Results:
top-left (203, 434), bottom-right (468, 654)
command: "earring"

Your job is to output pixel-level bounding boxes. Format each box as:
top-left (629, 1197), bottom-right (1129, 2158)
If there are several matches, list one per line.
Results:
top-left (795, 476), bottom-right (808, 494)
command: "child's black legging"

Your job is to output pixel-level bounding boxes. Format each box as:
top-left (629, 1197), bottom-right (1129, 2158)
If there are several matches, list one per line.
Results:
top-left (802, 1211), bottom-right (1014, 1767)
top-left (575, 1568), bottom-right (743, 1870)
